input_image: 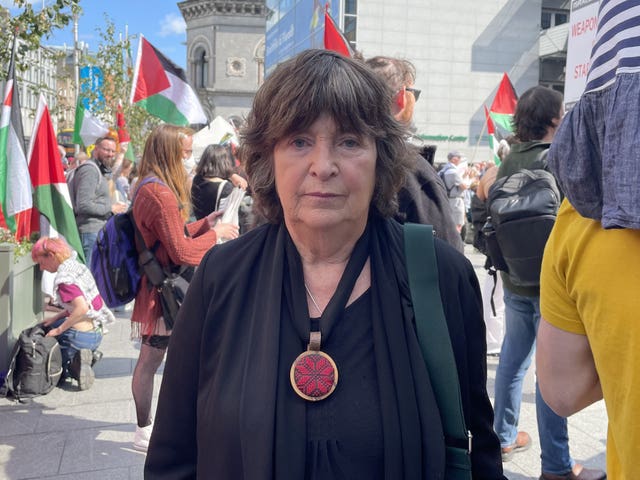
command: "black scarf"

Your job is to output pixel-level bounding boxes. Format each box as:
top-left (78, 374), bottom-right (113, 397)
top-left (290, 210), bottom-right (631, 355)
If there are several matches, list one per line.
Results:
top-left (238, 217), bottom-right (445, 479)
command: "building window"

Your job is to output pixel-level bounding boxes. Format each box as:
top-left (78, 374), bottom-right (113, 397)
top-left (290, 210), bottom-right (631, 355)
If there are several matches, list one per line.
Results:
top-left (542, 8), bottom-right (569, 29)
top-left (194, 47), bottom-right (208, 89)
top-left (343, 0), bottom-right (357, 49)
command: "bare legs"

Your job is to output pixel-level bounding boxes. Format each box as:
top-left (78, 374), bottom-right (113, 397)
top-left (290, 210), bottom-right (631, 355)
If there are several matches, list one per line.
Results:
top-left (132, 342), bottom-right (167, 428)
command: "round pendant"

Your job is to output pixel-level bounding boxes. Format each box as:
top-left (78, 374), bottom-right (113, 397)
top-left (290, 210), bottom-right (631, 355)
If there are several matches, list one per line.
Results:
top-left (290, 350), bottom-right (338, 401)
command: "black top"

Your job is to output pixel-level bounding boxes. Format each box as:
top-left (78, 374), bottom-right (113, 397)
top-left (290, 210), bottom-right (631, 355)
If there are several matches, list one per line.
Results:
top-left (191, 174), bottom-right (233, 220)
top-left (305, 290), bottom-right (384, 480)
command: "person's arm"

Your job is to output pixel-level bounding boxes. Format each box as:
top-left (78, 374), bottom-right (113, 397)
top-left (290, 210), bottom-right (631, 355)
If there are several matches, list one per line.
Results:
top-left (45, 296), bottom-right (91, 337)
top-left (135, 185), bottom-right (219, 267)
top-left (42, 309), bottom-right (69, 327)
top-left (537, 318), bottom-right (603, 417)
top-left (229, 173), bottom-right (247, 190)
top-left (452, 170), bottom-right (469, 191)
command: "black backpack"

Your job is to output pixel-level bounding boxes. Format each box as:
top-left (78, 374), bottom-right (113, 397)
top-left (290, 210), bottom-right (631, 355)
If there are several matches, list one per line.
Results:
top-left (469, 194), bottom-right (489, 255)
top-left (483, 163), bottom-right (561, 287)
top-left (1, 325), bottom-right (63, 402)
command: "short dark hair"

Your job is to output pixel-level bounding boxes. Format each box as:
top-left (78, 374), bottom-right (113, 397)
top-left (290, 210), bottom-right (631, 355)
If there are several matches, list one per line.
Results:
top-left (513, 86), bottom-right (563, 142)
top-left (195, 144), bottom-right (235, 179)
top-left (95, 136), bottom-right (116, 147)
top-left (239, 49), bottom-right (415, 223)
top-left (365, 56), bottom-right (416, 91)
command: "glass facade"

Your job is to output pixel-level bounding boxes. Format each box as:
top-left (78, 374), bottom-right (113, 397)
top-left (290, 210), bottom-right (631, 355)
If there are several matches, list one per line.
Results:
top-left (265, 0), bottom-right (343, 75)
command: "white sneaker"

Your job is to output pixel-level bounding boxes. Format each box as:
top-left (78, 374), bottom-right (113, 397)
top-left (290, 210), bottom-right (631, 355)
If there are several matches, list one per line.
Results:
top-left (133, 423), bottom-right (153, 452)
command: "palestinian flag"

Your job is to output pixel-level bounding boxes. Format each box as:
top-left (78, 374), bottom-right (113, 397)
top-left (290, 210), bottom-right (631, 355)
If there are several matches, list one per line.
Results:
top-left (73, 96), bottom-right (109, 147)
top-left (130, 36), bottom-right (207, 126)
top-left (489, 72), bottom-right (517, 139)
top-left (0, 36), bottom-right (33, 239)
top-left (324, 7), bottom-right (353, 57)
top-left (116, 101), bottom-right (131, 143)
top-left (484, 105), bottom-right (501, 165)
top-left (123, 142), bottom-right (136, 162)
top-left (29, 96), bottom-right (85, 263)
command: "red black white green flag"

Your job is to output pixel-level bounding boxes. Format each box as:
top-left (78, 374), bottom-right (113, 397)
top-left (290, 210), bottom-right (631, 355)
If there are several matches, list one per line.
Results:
top-left (130, 36), bottom-right (207, 126)
top-left (489, 72), bottom-right (518, 139)
top-left (116, 101), bottom-right (131, 144)
top-left (28, 95), bottom-right (85, 263)
top-left (324, 6), bottom-right (353, 57)
top-left (0, 36), bottom-right (33, 240)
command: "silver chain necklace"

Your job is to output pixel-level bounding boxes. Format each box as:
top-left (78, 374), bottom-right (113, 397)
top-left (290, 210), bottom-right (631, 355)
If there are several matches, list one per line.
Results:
top-left (304, 283), bottom-right (323, 316)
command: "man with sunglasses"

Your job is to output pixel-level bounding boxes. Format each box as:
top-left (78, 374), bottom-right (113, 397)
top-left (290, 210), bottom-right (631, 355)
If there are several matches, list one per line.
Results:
top-left (366, 56), bottom-right (464, 253)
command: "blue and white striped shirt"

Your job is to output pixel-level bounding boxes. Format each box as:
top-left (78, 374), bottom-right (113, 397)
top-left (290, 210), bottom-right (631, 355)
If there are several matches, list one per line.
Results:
top-left (585, 0), bottom-right (640, 92)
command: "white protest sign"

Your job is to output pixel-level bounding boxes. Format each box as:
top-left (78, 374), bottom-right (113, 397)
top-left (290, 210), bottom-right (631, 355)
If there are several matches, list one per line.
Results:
top-left (564, 0), bottom-right (600, 109)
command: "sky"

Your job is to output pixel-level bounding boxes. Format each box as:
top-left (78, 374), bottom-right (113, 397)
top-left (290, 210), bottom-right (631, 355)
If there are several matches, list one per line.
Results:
top-left (1, 0), bottom-right (188, 68)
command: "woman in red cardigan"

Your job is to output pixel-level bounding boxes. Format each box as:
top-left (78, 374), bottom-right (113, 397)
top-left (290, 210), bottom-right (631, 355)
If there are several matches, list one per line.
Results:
top-left (130, 124), bottom-right (239, 451)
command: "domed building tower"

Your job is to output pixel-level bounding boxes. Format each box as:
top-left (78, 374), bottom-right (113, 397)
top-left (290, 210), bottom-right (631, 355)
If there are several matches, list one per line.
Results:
top-left (178, 0), bottom-right (266, 121)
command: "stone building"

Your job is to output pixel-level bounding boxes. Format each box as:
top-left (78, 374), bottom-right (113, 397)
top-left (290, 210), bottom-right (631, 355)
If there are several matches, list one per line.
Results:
top-left (178, 0), bottom-right (267, 122)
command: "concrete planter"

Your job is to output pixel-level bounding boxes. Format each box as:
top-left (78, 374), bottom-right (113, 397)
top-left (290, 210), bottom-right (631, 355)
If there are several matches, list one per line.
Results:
top-left (0, 244), bottom-right (43, 376)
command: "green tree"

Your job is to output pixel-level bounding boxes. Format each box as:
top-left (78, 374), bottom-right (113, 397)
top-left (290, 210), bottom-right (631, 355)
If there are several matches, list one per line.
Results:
top-left (77, 15), bottom-right (159, 158)
top-left (0, 0), bottom-right (81, 78)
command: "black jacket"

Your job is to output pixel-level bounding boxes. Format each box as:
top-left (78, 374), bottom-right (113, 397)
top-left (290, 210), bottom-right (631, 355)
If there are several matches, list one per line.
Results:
top-left (395, 154), bottom-right (465, 253)
top-left (145, 219), bottom-right (504, 480)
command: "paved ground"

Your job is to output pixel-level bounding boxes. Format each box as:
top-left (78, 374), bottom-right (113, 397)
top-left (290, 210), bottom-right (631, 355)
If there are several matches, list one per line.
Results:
top-left (0, 245), bottom-right (608, 479)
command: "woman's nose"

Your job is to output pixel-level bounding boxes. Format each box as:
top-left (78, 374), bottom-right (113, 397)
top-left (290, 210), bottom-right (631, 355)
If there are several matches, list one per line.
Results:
top-left (309, 142), bottom-right (337, 177)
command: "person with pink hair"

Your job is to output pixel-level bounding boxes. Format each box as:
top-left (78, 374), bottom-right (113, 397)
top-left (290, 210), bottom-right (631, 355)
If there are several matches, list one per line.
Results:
top-left (32, 236), bottom-right (108, 390)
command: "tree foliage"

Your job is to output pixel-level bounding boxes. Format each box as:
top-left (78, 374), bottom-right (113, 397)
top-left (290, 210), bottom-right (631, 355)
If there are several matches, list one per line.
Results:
top-left (0, 0), bottom-right (81, 77)
top-left (1, 4), bottom-right (162, 158)
top-left (79, 15), bottom-right (160, 159)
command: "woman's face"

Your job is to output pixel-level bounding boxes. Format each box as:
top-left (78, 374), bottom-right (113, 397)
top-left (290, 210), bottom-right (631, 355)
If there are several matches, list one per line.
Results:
top-left (35, 253), bottom-right (59, 273)
top-left (273, 114), bottom-right (377, 233)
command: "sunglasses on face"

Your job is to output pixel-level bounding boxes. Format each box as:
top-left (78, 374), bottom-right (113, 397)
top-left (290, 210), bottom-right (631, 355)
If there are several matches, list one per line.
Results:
top-left (405, 87), bottom-right (421, 101)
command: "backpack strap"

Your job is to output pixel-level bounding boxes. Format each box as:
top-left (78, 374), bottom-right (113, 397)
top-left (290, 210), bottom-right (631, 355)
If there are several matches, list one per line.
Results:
top-left (403, 223), bottom-right (473, 478)
top-left (130, 177), bottom-right (191, 284)
top-left (440, 164), bottom-right (457, 197)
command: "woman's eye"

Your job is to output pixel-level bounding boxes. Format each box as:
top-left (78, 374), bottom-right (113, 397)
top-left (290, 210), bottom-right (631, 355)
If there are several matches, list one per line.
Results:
top-left (341, 138), bottom-right (360, 148)
top-left (291, 138), bottom-right (308, 148)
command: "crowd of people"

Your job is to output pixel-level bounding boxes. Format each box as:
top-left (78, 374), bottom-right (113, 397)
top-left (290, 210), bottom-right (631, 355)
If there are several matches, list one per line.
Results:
top-left (29, 30), bottom-right (633, 477)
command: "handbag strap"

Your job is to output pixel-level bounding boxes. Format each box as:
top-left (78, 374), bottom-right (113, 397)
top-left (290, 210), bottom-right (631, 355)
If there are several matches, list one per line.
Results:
top-left (403, 223), bottom-right (472, 458)
top-left (215, 179), bottom-right (228, 211)
top-left (130, 177), bottom-right (186, 283)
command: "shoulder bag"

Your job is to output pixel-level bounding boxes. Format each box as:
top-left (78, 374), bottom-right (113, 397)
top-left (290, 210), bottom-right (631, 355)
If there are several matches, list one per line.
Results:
top-left (403, 223), bottom-right (473, 480)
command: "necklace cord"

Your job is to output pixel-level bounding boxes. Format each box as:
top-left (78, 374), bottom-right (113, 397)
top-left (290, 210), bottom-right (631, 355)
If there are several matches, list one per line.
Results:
top-left (304, 283), bottom-right (323, 315)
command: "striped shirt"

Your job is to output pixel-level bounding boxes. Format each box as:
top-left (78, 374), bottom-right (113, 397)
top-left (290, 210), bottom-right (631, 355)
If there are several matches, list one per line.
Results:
top-left (585, 0), bottom-right (640, 92)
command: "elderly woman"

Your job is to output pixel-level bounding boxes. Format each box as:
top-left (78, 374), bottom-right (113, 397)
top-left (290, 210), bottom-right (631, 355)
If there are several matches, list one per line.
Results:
top-left (32, 236), bottom-right (107, 391)
top-left (145, 49), bottom-right (504, 479)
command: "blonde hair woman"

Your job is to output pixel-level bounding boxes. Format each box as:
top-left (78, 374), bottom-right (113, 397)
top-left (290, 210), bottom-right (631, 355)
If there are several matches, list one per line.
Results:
top-left (130, 124), bottom-right (239, 451)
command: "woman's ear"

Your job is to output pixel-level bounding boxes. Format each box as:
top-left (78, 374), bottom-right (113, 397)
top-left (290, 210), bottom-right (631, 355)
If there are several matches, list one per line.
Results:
top-left (395, 87), bottom-right (406, 111)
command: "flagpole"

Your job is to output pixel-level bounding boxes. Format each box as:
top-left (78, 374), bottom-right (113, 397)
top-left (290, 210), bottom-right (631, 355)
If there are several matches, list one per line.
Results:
top-left (471, 114), bottom-right (489, 163)
top-left (73, 12), bottom-right (80, 155)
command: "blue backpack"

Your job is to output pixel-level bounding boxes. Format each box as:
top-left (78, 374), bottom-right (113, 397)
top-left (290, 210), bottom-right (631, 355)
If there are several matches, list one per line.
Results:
top-left (90, 177), bottom-right (161, 308)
